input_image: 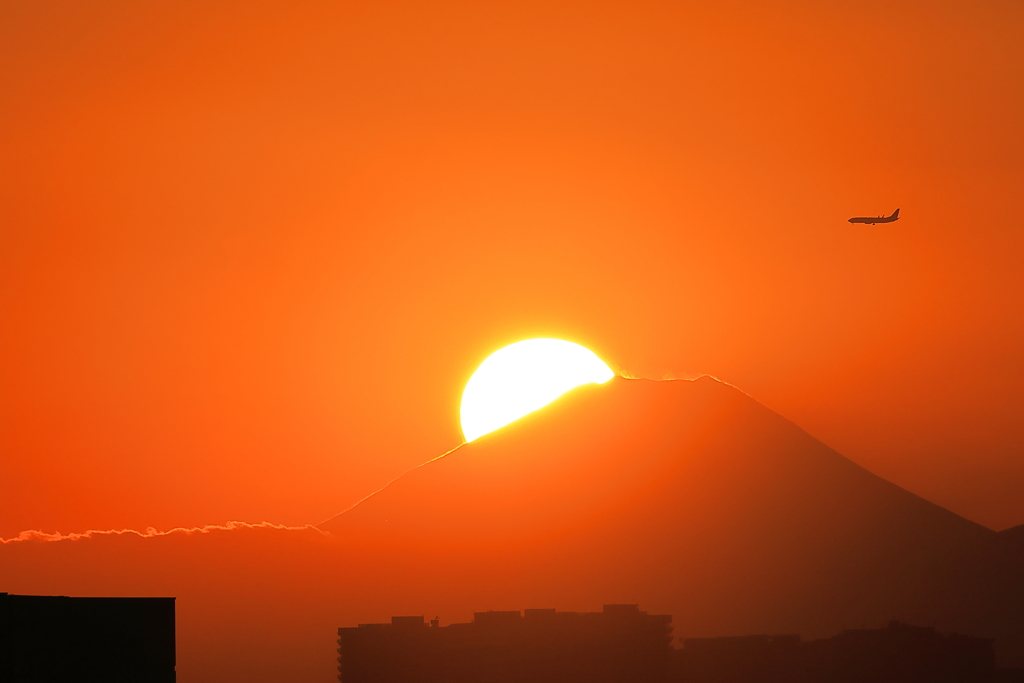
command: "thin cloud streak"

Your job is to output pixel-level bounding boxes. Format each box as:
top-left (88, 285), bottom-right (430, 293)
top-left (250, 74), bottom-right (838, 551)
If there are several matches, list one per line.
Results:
top-left (0, 521), bottom-right (324, 544)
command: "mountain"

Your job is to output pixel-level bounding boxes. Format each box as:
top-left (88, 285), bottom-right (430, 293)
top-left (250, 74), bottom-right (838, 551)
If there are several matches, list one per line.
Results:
top-left (3, 376), bottom-right (1019, 681)
top-left (321, 376), bottom-right (1023, 664)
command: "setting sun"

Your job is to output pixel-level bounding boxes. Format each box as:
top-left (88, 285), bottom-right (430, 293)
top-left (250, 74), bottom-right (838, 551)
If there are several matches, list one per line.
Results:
top-left (460, 339), bottom-right (615, 442)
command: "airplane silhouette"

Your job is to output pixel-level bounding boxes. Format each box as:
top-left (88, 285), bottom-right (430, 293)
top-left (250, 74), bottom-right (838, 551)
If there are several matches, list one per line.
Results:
top-left (848, 208), bottom-right (900, 225)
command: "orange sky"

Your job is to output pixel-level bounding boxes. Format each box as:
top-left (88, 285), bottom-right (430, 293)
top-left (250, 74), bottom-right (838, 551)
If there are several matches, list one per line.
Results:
top-left (1, 0), bottom-right (1022, 538)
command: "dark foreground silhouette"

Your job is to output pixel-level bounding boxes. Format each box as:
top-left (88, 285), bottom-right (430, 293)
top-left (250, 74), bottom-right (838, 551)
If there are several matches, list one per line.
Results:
top-left (680, 622), bottom-right (1024, 683)
top-left (339, 605), bottom-right (1023, 683)
top-left (339, 604), bottom-right (673, 683)
top-left (0, 592), bottom-right (176, 683)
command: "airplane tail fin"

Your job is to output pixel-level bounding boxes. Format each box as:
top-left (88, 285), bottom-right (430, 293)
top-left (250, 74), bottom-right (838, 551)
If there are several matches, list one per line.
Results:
top-left (891, 208), bottom-right (900, 219)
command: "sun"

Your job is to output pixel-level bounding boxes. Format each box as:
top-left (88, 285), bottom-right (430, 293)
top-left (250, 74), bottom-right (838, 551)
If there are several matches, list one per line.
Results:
top-left (460, 339), bottom-right (615, 442)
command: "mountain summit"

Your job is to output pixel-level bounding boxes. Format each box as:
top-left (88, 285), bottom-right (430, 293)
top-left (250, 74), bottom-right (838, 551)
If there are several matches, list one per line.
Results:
top-left (322, 377), bottom-right (1023, 663)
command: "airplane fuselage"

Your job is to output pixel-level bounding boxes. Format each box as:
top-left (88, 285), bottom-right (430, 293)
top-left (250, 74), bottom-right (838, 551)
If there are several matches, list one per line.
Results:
top-left (848, 209), bottom-right (900, 225)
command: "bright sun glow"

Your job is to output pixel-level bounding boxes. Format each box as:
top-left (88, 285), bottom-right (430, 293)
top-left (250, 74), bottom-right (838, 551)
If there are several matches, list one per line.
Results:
top-left (460, 339), bottom-right (615, 442)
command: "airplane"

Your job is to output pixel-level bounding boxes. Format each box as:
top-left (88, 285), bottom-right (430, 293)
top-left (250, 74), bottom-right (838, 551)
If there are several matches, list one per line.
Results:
top-left (848, 208), bottom-right (900, 225)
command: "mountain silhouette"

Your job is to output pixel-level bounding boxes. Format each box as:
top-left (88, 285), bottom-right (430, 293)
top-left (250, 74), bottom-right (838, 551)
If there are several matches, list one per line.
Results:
top-left (321, 377), bottom-right (1024, 665)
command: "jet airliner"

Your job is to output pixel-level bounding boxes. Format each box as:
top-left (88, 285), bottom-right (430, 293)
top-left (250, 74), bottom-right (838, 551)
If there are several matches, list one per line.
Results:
top-left (848, 208), bottom-right (900, 225)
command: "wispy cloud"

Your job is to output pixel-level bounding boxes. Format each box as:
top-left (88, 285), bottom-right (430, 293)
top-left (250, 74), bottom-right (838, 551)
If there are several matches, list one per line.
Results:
top-left (0, 521), bottom-right (324, 544)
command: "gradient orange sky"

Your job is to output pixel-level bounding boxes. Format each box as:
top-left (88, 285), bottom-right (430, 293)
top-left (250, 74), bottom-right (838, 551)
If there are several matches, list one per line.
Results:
top-left (1, 0), bottom-right (1022, 538)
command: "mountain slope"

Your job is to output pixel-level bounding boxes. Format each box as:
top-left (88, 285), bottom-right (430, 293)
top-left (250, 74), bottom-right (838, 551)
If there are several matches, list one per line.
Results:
top-left (322, 377), bottom-right (1021, 662)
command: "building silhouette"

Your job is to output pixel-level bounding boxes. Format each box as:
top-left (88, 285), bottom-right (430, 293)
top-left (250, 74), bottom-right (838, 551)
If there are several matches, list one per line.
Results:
top-left (339, 607), bottom-right (1020, 683)
top-left (677, 634), bottom-right (803, 683)
top-left (678, 621), bottom-right (1012, 683)
top-left (337, 604), bottom-right (674, 683)
top-left (0, 592), bottom-right (176, 683)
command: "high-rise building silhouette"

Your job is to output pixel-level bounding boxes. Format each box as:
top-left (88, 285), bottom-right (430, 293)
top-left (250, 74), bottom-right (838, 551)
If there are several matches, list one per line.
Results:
top-left (337, 604), bottom-right (674, 683)
top-left (0, 592), bottom-right (176, 683)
